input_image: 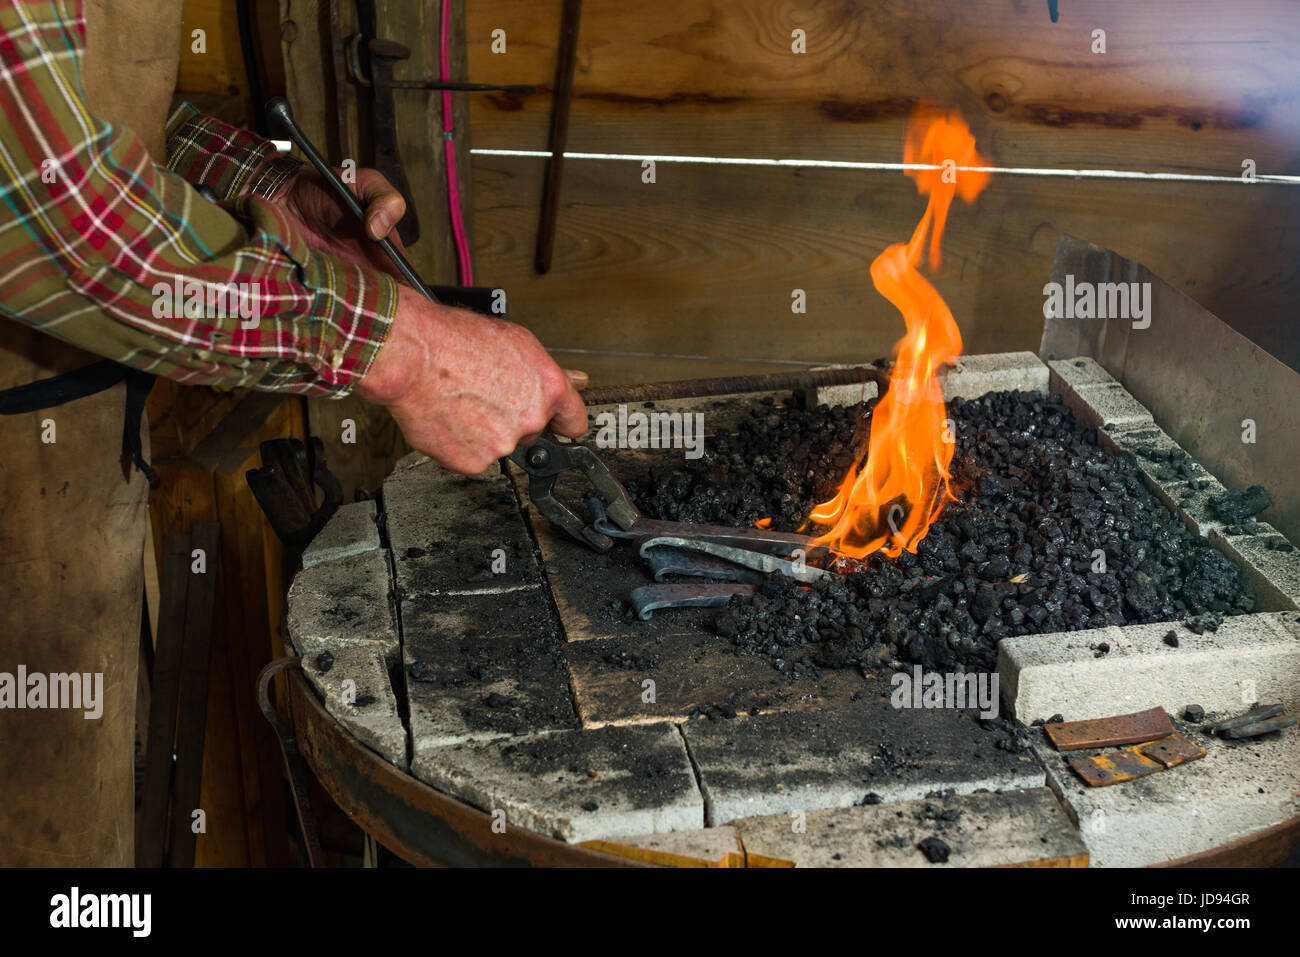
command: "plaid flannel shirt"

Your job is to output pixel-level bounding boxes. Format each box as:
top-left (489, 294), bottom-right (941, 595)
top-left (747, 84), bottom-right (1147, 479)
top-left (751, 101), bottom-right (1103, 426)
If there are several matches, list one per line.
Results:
top-left (0, 0), bottom-right (397, 396)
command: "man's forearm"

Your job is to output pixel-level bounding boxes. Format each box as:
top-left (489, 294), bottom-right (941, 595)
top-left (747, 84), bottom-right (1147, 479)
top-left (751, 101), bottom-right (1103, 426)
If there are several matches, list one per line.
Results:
top-left (0, 0), bottom-right (395, 397)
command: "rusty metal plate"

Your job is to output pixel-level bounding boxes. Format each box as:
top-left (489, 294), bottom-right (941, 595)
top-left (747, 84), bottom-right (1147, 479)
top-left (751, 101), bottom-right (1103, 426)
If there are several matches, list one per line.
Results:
top-left (1069, 748), bottom-right (1163, 786)
top-left (1044, 706), bottom-right (1174, 751)
top-left (1137, 733), bottom-right (1207, 769)
top-left (1069, 734), bottom-right (1206, 787)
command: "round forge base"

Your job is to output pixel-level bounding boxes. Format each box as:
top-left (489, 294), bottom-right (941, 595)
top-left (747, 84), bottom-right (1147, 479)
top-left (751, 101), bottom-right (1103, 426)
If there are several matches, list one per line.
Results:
top-left (286, 355), bottom-right (1300, 867)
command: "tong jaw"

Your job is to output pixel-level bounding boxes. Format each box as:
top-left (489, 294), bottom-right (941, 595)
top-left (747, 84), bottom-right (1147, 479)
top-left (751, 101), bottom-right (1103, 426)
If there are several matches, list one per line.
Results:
top-left (509, 436), bottom-right (639, 552)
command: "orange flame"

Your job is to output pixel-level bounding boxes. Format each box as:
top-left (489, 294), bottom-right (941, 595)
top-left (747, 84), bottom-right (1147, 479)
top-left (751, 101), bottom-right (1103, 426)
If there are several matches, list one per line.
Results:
top-left (810, 108), bottom-right (990, 560)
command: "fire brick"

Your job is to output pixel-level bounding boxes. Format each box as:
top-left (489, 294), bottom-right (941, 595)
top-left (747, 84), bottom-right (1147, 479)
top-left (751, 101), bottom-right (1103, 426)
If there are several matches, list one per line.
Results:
top-left (382, 461), bottom-right (543, 600)
top-left (286, 548), bottom-right (399, 666)
top-left (411, 724), bottom-right (705, 843)
top-left (999, 612), bottom-right (1300, 723)
top-left (300, 645), bottom-right (408, 769)
top-left (401, 592), bottom-right (579, 750)
top-left (682, 698), bottom-right (1044, 826)
top-left (301, 499), bottom-right (381, 569)
top-left (732, 787), bottom-right (1087, 867)
top-left (1033, 721), bottom-right (1300, 867)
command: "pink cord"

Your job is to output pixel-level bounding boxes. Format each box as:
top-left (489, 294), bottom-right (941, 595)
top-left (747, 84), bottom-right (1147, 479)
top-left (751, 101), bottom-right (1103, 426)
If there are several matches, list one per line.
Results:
top-left (440, 0), bottom-right (474, 285)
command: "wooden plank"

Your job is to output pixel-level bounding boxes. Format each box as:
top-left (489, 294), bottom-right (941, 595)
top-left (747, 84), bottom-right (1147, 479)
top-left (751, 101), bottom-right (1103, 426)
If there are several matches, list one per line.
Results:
top-left (167, 521), bottom-right (223, 868)
top-left (135, 533), bottom-right (192, 868)
top-left (466, 0), bottom-right (1300, 175)
top-left (471, 153), bottom-right (1300, 376)
top-left (142, 514), bottom-right (161, 647)
top-left (177, 0), bottom-right (248, 99)
top-left (193, 575), bottom-right (249, 867)
top-left (212, 470), bottom-right (267, 866)
top-left (208, 402), bottom-right (303, 868)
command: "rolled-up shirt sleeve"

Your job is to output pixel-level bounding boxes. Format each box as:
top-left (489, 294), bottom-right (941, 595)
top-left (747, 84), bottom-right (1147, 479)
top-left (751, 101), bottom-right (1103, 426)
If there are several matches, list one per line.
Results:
top-left (0, 0), bottom-right (396, 397)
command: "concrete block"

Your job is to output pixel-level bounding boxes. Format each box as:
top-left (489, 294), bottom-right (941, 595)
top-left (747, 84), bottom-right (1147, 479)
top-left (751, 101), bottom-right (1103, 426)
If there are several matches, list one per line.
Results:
top-left (1050, 358), bottom-right (1154, 432)
top-left (1098, 422), bottom-right (1239, 539)
top-left (1149, 478), bottom-right (1231, 538)
top-left (1049, 356), bottom-right (1118, 389)
top-left (998, 613), bottom-right (1300, 723)
top-left (412, 724), bottom-right (705, 842)
top-left (581, 825), bottom-right (745, 867)
top-left (286, 549), bottom-right (398, 666)
top-left (682, 698), bottom-right (1044, 826)
top-left (1212, 526), bottom-right (1300, 611)
top-left (565, 632), bottom-right (870, 728)
top-left (734, 787), bottom-right (1088, 868)
top-left (302, 500), bottom-right (380, 568)
top-left (382, 463), bottom-right (542, 599)
top-left (941, 352), bottom-right (1049, 400)
top-left (817, 378), bottom-right (879, 409)
top-left (1035, 723), bottom-right (1300, 867)
top-left (300, 645), bottom-right (407, 768)
top-left (402, 592), bottom-right (577, 749)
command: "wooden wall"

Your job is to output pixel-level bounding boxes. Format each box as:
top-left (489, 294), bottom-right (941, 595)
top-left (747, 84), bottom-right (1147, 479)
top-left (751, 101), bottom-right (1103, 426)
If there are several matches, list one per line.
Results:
top-left (465, 0), bottom-right (1300, 381)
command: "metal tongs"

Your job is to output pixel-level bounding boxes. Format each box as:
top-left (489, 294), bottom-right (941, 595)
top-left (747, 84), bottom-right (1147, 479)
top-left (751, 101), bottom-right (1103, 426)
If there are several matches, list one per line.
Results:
top-left (508, 434), bottom-right (640, 552)
top-left (509, 435), bottom-right (827, 616)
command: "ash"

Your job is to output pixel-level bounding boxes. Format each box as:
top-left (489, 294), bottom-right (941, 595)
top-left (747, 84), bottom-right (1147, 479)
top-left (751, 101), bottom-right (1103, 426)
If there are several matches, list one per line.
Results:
top-left (628, 391), bottom-right (1256, 675)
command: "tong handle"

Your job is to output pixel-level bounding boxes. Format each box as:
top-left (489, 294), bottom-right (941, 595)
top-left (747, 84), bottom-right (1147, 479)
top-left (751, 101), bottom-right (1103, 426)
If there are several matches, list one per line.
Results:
top-left (508, 435), bottom-right (640, 551)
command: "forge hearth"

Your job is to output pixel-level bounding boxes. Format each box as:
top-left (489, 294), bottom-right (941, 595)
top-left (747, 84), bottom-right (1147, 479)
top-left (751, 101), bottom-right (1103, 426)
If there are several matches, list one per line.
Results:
top-left (286, 352), bottom-right (1300, 867)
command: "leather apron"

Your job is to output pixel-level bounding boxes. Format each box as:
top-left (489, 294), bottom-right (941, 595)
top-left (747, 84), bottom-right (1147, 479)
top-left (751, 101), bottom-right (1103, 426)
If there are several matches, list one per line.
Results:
top-left (0, 0), bottom-right (181, 866)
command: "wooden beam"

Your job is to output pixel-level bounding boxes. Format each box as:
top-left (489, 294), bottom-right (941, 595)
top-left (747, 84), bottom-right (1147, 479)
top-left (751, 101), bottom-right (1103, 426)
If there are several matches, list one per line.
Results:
top-left (470, 152), bottom-right (1300, 383)
top-left (466, 0), bottom-right (1300, 175)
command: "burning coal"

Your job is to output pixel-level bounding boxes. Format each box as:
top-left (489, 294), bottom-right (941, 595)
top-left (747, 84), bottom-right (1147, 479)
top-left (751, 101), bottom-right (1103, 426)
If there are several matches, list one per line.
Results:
top-left (810, 107), bottom-right (990, 559)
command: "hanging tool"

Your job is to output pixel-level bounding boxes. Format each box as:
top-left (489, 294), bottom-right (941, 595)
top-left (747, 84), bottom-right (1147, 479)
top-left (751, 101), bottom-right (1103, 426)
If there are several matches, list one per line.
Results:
top-left (534, 0), bottom-right (582, 274)
top-left (365, 36), bottom-right (421, 245)
top-left (265, 97), bottom-right (436, 302)
top-left (350, 0), bottom-right (419, 244)
top-left (345, 34), bottom-right (535, 93)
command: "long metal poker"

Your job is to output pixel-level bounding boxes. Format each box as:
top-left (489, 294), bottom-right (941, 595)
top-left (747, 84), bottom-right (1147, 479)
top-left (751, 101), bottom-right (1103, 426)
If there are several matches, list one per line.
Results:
top-left (264, 96), bottom-right (436, 301)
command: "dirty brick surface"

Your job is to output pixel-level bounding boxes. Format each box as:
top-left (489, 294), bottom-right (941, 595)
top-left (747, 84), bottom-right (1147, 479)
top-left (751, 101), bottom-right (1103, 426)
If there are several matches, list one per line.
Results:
top-left (383, 462), bottom-right (542, 599)
top-left (682, 698), bottom-right (1045, 825)
top-left (565, 631), bottom-right (869, 727)
top-left (402, 591), bottom-right (578, 749)
top-left (412, 725), bottom-right (704, 843)
top-left (286, 548), bottom-right (398, 665)
top-left (734, 787), bottom-right (1086, 867)
top-left (300, 645), bottom-right (407, 768)
top-left (301, 499), bottom-right (381, 568)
